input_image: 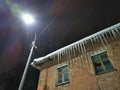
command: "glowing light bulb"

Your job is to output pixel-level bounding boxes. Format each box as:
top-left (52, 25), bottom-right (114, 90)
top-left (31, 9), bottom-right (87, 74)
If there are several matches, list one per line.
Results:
top-left (22, 14), bottom-right (35, 25)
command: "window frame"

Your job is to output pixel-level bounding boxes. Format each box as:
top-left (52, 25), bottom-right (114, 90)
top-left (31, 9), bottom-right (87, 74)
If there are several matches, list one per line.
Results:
top-left (91, 51), bottom-right (115, 75)
top-left (56, 64), bottom-right (69, 85)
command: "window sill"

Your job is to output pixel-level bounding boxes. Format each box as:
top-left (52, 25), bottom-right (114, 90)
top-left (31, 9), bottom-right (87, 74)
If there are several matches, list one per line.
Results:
top-left (56, 81), bottom-right (69, 86)
top-left (95, 69), bottom-right (116, 75)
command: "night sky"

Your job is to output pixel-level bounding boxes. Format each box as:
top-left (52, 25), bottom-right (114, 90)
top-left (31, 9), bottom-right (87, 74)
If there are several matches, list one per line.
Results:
top-left (0, 0), bottom-right (120, 90)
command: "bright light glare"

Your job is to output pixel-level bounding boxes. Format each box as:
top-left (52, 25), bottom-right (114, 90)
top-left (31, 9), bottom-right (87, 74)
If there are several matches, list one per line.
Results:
top-left (21, 14), bottom-right (35, 25)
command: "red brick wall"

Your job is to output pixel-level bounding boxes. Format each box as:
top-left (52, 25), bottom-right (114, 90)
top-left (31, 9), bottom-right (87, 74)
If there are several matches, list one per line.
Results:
top-left (37, 39), bottom-right (120, 90)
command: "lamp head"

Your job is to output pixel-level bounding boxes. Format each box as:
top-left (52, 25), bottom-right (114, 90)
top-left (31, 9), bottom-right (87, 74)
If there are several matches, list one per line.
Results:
top-left (21, 14), bottom-right (35, 25)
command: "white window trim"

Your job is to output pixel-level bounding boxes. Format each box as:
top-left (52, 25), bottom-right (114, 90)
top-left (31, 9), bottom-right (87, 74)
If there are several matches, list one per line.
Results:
top-left (90, 50), bottom-right (107, 57)
top-left (56, 64), bottom-right (69, 85)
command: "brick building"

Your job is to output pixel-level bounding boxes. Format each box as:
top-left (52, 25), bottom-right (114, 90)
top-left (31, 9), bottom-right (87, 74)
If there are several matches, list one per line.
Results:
top-left (32, 23), bottom-right (120, 90)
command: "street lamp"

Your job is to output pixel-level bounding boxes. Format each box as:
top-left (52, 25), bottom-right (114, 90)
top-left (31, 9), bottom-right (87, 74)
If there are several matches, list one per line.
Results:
top-left (21, 14), bottom-right (35, 25)
top-left (18, 13), bottom-right (37, 90)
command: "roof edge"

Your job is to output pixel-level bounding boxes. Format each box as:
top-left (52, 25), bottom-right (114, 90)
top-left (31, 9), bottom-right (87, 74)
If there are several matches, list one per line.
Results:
top-left (31, 22), bottom-right (120, 69)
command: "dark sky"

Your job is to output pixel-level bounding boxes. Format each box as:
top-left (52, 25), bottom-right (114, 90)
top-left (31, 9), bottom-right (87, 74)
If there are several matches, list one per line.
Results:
top-left (0, 0), bottom-right (120, 90)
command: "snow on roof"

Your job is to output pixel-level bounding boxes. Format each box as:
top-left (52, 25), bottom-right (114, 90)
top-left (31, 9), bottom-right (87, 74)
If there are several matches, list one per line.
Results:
top-left (31, 23), bottom-right (120, 69)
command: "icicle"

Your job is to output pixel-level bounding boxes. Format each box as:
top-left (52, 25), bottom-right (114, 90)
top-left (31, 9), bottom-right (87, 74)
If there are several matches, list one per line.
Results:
top-left (80, 55), bottom-right (84, 70)
top-left (69, 45), bottom-right (72, 55)
top-left (111, 29), bottom-right (116, 38)
top-left (94, 35), bottom-right (99, 43)
top-left (59, 51), bottom-right (62, 62)
top-left (68, 49), bottom-right (71, 63)
top-left (62, 49), bottom-right (65, 58)
top-left (59, 51), bottom-right (62, 60)
top-left (117, 25), bottom-right (120, 29)
top-left (74, 44), bottom-right (78, 52)
top-left (74, 46), bottom-right (78, 62)
top-left (63, 49), bottom-right (66, 63)
top-left (83, 53), bottom-right (88, 71)
top-left (93, 36), bottom-right (96, 42)
top-left (85, 40), bottom-right (88, 51)
top-left (57, 53), bottom-right (60, 63)
top-left (54, 54), bottom-right (57, 62)
top-left (108, 31), bottom-right (114, 40)
top-left (61, 50), bottom-right (64, 58)
top-left (73, 47), bottom-right (76, 56)
top-left (78, 43), bottom-right (81, 52)
top-left (90, 38), bottom-right (94, 47)
top-left (72, 47), bottom-right (77, 65)
top-left (68, 47), bottom-right (72, 54)
top-left (93, 36), bottom-right (97, 42)
top-left (96, 35), bottom-right (101, 42)
top-left (115, 27), bottom-right (120, 36)
top-left (32, 23), bottom-right (120, 68)
top-left (99, 34), bottom-right (107, 49)
top-left (64, 49), bottom-right (66, 56)
top-left (118, 26), bottom-right (120, 31)
top-left (104, 32), bottom-right (109, 39)
top-left (71, 46), bottom-right (75, 63)
top-left (72, 47), bottom-right (75, 62)
top-left (65, 49), bottom-right (68, 64)
top-left (76, 55), bottom-right (80, 70)
top-left (86, 53), bottom-right (91, 71)
top-left (53, 54), bottom-right (55, 61)
top-left (49, 56), bottom-right (53, 61)
top-left (80, 43), bottom-right (84, 53)
top-left (88, 51), bottom-right (95, 73)
top-left (83, 41), bottom-right (86, 52)
top-left (102, 33), bottom-right (108, 45)
top-left (69, 47), bottom-right (73, 66)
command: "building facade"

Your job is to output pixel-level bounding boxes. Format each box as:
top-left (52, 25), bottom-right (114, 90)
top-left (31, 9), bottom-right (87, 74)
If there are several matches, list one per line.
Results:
top-left (32, 23), bottom-right (120, 90)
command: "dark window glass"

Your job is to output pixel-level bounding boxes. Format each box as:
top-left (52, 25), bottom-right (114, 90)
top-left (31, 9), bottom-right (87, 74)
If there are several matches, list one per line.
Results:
top-left (95, 63), bottom-right (104, 73)
top-left (58, 74), bottom-right (62, 84)
top-left (57, 65), bottom-right (69, 85)
top-left (63, 66), bottom-right (68, 72)
top-left (64, 72), bottom-right (69, 82)
top-left (57, 68), bottom-right (62, 73)
top-left (91, 52), bottom-right (114, 74)
top-left (104, 61), bottom-right (114, 71)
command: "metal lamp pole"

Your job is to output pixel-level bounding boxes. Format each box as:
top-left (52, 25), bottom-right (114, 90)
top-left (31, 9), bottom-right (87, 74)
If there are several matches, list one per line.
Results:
top-left (18, 34), bottom-right (37, 90)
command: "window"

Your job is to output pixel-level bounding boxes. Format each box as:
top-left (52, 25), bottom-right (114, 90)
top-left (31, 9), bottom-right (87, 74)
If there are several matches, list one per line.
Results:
top-left (91, 51), bottom-right (114, 75)
top-left (57, 65), bottom-right (69, 85)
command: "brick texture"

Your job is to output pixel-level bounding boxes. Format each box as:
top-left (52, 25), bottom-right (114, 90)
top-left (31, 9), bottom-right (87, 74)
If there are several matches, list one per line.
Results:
top-left (37, 38), bottom-right (120, 90)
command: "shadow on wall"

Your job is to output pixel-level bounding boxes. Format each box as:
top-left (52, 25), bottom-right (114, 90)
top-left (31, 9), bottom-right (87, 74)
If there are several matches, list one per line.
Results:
top-left (44, 84), bottom-right (49, 90)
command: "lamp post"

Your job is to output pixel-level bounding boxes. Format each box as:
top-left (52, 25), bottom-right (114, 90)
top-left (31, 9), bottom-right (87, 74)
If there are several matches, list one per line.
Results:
top-left (18, 14), bottom-right (37, 90)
